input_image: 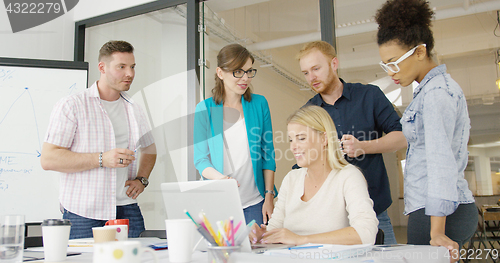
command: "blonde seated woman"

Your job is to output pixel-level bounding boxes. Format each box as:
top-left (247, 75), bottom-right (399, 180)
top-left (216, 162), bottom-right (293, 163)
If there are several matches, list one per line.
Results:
top-left (250, 105), bottom-right (378, 245)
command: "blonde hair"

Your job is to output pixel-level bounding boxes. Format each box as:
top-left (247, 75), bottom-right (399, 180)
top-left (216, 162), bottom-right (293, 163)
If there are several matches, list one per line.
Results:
top-left (296, 41), bottom-right (337, 61)
top-left (287, 105), bottom-right (348, 170)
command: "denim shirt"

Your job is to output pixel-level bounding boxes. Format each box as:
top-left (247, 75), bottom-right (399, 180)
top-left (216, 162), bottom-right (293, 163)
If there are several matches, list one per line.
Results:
top-left (401, 64), bottom-right (474, 217)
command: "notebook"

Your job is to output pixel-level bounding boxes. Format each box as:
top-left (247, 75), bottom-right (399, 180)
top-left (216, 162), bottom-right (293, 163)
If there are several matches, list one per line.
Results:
top-left (161, 179), bottom-right (252, 252)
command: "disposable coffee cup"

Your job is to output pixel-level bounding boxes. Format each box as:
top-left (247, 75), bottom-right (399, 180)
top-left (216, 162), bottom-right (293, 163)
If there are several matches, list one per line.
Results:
top-left (41, 219), bottom-right (71, 262)
top-left (165, 219), bottom-right (193, 263)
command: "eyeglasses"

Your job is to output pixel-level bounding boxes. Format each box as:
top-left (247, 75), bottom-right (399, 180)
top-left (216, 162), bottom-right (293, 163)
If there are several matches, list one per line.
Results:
top-left (233, 68), bottom-right (257, 78)
top-left (379, 44), bottom-right (426, 73)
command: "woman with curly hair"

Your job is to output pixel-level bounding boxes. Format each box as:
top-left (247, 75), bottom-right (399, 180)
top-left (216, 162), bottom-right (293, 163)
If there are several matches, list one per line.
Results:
top-left (375, 0), bottom-right (477, 258)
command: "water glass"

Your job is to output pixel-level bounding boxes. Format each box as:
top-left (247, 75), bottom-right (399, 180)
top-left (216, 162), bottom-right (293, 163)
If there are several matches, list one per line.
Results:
top-left (0, 215), bottom-right (25, 263)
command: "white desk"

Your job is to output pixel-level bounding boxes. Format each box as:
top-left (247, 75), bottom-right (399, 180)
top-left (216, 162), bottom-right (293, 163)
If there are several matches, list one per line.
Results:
top-left (25, 239), bottom-right (450, 263)
top-left (229, 246), bottom-right (450, 263)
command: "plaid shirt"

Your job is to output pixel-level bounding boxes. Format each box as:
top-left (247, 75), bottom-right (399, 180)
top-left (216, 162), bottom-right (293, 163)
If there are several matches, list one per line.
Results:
top-left (45, 82), bottom-right (154, 220)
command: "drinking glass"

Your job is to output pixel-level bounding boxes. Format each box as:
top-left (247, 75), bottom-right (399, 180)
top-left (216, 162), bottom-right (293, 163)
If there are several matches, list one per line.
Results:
top-left (0, 215), bottom-right (25, 263)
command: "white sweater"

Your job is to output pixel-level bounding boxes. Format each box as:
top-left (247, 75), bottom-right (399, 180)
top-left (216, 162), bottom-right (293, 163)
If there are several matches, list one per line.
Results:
top-left (267, 165), bottom-right (379, 244)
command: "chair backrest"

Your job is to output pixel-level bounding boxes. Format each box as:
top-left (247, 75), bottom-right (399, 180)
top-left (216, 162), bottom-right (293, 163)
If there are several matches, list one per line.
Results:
top-left (139, 230), bottom-right (166, 239)
top-left (375, 229), bottom-right (384, 245)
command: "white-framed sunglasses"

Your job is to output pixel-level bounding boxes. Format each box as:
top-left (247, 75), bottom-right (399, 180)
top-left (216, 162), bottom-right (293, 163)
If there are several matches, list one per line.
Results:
top-left (379, 44), bottom-right (426, 73)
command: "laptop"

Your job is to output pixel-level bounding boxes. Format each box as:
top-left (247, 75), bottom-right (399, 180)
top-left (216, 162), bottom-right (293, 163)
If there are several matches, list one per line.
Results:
top-left (161, 179), bottom-right (252, 252)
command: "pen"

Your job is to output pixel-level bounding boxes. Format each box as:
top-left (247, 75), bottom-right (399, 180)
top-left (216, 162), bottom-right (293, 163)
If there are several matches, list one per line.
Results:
top-left (134, 144), bottom-right (142, 153)
top-left (288, 244), bottom-right (323, 250)
top-left (196, 225), bottom-right (218, 246)
top-left (233, 220), bottom-right (255, 246)
top-left (233, 220), bottom-right (242, 235)
top-left (246, 219), bottom-right (256, 228)
top-left (184, 209), bottom-right (199, 227)
top-left (229, 217), bottom-right (234, 246)
top-left (216, 221), bottom-right (230, 246)
top-left (199, 212), bottom-right (222, 246)
top-left (234, 224), bottom-right (251, 246)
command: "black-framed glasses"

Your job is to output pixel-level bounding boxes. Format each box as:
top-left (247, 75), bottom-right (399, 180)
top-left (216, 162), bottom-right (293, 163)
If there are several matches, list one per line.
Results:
top-left (379, 44), bottom-right (426, 73)
top-left (233, 68), bottom-right (257, 78)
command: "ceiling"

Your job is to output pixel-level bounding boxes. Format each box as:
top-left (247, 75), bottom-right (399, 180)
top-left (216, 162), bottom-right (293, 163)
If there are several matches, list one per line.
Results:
top-left (204, 0), bottom-right (500, 147)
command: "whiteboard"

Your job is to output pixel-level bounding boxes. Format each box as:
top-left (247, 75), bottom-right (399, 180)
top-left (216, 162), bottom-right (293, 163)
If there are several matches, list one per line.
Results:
top-left (0, 57), bottom-right (88, 222)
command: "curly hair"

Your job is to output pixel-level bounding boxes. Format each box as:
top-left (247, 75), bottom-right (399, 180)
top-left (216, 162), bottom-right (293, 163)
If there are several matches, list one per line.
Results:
top-left (375, 0), bottom-right (434, 57)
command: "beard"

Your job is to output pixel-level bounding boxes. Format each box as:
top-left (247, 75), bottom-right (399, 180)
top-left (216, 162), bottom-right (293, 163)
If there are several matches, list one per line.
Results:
top-left (310, 66), bottom-right (336, 94)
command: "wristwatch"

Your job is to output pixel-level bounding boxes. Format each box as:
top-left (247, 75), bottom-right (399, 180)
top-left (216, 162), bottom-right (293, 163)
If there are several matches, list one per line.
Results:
top-left (264, 190), bottom-right (275, 196)
top-left (135, 177), bottom-right (149, 187)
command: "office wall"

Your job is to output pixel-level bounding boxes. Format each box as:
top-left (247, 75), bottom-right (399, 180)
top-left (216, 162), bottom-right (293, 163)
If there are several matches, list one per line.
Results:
top-left (0, 4), bottom-right (74, 60)
top-left (73, 0), bottom-right (156, 22)
top-left (0, 1), bottom-right (188, 230)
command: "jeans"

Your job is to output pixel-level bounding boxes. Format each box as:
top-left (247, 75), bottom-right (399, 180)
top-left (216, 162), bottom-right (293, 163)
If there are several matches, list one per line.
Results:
top-left (407, 203), bottom-right (477, 249)
top-left (377, 210), bottom-right (397, 245)
top-left (243, 199), bottom-right (264, 226)
top-left (63, 203), bottom-right (145, 239)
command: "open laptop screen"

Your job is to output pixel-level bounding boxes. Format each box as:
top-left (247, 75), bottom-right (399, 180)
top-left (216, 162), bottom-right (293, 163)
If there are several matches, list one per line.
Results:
top-left (161, 180), bottom-right (251, 252)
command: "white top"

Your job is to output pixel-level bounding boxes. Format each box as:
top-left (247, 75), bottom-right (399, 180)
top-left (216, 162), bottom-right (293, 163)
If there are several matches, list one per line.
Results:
top-left (101, 98), bottom-right (135, 206)
top-left (223, 117), bottom-right (262, 209)
top-left (267, 165), bottom-right (379, 245)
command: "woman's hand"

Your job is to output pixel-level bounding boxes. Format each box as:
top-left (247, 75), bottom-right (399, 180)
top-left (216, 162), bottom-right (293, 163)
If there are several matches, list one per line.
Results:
top-left (249, 224), bottom-right (267, 244)
top-left (217, 175), bottom-right (240, 186)
top-left (261, 228), bottom-right (306, 245)
top-left (430, 234), bottom-right (459, 263)
top-left (262, 198), bottom-right (274, 224)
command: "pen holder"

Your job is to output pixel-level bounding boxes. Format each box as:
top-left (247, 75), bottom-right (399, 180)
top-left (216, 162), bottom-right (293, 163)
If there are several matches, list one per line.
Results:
top-left (206, 245), bottom-right (241, 263)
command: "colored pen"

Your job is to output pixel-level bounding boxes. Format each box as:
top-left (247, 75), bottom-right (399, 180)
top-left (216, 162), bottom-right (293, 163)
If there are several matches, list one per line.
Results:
top-left (289, 244), bottom-right (323, 250)
top-left (234, 224), bottom-right (251, 246)
top-left (184, 209), bottom-right (199, 227)
top-left (216, 221), bottom-right (230, 246)
top-left (199, 212), bottom-right (222, 246)
top-left (229, 217), bottom-right (234, 246)
top-left (134, 144), bottom-right (142, 153)
top-left (233, 220), bottom-right (242, 235)
top-left (246, 219), bottom-right (256, 228)
top-left (196, 225), bottom-right (217, 246)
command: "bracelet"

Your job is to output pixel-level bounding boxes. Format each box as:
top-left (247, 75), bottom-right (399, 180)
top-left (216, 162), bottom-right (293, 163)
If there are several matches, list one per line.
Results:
top-left (99, 152), bottom-right (103, 168)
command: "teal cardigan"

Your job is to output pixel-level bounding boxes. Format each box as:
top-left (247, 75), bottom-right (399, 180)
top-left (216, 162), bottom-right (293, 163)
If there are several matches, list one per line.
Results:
top-left (193, 94), bottom-right (277, 198)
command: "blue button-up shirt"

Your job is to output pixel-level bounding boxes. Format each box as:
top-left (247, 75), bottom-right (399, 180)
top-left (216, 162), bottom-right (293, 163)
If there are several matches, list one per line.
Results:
top-left (307, 79), bottom-right (402, 215)
top-left (401, 64), bottom-right (474, 216)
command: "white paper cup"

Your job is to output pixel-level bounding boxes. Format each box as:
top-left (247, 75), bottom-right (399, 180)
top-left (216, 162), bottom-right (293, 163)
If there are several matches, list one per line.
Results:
top-left (41, 219), bottom-right (71, 262)
top-left (103, 225), bottom-right (128, 241)
top-left (165, 219), bottom-right (193, 263)
top-left (93, 240), bottom-right (158, 263)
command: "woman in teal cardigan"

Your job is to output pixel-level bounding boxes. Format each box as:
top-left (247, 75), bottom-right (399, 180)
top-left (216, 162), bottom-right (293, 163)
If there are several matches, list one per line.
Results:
top-left (194, 44), bottom-right (277, 226)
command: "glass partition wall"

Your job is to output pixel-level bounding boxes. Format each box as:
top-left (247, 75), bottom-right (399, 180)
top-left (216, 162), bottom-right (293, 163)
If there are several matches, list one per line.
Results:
top-left (201, 0), bottom-right (320, 193)
top-left (80, 3), bottom-right (190, 230)
top-left (74, 0), bottom-right (500, 230)
top-left (201, 0), bottom-right (500, 229)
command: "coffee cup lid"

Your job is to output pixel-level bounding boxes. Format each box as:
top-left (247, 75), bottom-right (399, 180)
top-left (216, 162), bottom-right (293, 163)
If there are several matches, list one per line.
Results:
top-left (42, 219), bottom-right (71, 226)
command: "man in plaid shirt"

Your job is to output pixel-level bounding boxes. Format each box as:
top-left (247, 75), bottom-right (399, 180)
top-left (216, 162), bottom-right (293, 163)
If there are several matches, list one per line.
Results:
top-left (41, 40), bottom-right (156, 239)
